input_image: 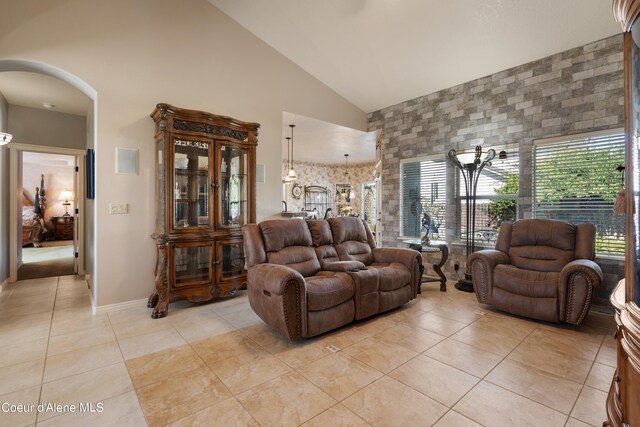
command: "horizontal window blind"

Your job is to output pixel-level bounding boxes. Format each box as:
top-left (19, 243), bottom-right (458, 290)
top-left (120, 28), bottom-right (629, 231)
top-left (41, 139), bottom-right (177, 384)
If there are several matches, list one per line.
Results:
top-left (400, 159), bottom-right (446, 237)
top-left (533, 132), bottom-right (625, 255)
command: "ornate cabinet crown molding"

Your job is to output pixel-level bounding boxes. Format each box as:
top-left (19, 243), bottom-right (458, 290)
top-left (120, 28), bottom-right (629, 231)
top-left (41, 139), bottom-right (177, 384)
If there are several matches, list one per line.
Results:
top-left (613, 0), bottom-right (640, 31)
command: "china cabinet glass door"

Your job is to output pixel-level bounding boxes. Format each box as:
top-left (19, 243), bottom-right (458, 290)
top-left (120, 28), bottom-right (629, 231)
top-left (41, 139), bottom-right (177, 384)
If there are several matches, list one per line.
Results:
top-left (217, 142), bottom-right (249, 228)
top-left (173, 139), bottom-right (211, 229)
top-left (217, 239), bottom-right (247, 283)
top-left (172, 244), bottom-right (213, 287)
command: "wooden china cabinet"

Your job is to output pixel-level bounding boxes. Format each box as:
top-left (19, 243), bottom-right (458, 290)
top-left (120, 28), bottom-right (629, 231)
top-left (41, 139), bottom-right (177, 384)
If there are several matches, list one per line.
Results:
top-left (607, 2), bottom-right (640, 426)
top-left (148, 103), bottom-right (259, 318)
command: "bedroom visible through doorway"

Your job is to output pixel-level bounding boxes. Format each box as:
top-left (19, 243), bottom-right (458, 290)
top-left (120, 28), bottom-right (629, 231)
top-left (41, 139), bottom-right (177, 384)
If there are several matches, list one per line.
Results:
top-left (18, 151), bottom-right (76, 280)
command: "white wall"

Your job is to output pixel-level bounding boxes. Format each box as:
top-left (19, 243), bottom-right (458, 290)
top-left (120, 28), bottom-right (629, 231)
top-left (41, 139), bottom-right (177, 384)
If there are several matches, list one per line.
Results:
top-left (0, 92), bottom-right (8, 284)
top-left (0, 0), bottom-right (366, 306)
top-left (8, 105), bottom-right (86, 149)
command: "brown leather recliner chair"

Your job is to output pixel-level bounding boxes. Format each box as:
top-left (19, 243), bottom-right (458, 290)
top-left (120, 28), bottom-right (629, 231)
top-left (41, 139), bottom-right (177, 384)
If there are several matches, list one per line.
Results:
top-left (467, 219), bottom-right (603, 325)
top-left (242, 217), bottom-right (421, 340)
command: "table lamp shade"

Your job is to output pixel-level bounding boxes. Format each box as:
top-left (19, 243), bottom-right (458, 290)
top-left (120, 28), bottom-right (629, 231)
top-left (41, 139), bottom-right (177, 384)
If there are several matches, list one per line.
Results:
top-left (58, 190), bottom-right (74, 202)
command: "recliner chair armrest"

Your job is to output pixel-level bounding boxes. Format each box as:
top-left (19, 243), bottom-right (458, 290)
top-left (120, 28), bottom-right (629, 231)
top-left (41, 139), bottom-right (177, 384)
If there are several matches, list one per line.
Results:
top-left (247, 263), bottom-right (307, 340)
top-left (372, 247), bottom-right (422, 296)
top-left (558, 259), bottom-right (603, 325)
top-left (468, 250), bottom-right (510, 304)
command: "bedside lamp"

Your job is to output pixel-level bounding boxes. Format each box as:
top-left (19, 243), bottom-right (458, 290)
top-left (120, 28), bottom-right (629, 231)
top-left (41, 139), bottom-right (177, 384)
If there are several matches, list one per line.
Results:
top-left (58, 190), bottom-right (74, 217)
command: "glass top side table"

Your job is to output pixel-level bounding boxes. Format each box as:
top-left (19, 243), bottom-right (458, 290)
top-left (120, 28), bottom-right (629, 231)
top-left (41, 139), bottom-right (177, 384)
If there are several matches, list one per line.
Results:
top-left (403, 239), bottom-right (448, 292)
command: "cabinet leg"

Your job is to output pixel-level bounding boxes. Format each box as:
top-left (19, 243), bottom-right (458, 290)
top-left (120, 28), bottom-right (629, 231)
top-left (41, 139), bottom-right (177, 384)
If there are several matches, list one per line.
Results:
top-left (147, 291), bottom-right (159, 308)
top-left (151, 293), bottom-right (169, 319)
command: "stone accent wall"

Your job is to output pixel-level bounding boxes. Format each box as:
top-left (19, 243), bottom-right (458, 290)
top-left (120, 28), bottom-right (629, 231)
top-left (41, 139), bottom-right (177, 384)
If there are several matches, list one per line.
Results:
top-left (367, 35), bottom-right (625, 310)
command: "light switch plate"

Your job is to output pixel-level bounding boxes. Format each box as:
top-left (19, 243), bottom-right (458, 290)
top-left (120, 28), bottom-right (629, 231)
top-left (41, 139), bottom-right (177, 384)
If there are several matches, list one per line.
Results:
top-left (109, 203), bottom-right (129, 214)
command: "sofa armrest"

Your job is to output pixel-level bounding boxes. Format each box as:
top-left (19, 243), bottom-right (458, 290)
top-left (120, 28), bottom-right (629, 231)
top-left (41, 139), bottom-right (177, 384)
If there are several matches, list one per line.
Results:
top-left (558, 259), bottom-right (603, 325)
top-left (372, 247), bottom-right (422, 296)
top-left (323, 261), bottom-right (366, 272)
top-left (247, 263), bottom-right (307, 340)
top-left (467, 249), bottom-right (510, 304)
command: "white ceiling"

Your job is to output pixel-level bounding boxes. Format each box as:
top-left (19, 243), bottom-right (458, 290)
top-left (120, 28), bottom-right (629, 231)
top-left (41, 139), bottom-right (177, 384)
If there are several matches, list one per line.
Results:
top-left (0, 71), bottom-right (90, 116)
top-left (283, 112), bottom-right (376, 164)
top-left (23, 151), bottom-right (75, 167)
top-left (209, 0), bottom-right (621, 113)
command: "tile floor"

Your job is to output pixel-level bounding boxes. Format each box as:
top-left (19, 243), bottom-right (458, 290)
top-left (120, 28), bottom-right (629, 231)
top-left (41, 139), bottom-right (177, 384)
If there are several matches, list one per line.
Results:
top-left (0, 275), bottom-right (615, 427)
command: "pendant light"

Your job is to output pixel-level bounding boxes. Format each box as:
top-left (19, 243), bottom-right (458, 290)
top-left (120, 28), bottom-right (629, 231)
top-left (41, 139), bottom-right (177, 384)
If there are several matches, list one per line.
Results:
top-left (287, 124), bottom-right (296, 180)
top-left (344, 154), bottom-right (355, 199)
top-left (284, 136), bottom-right (292, 182)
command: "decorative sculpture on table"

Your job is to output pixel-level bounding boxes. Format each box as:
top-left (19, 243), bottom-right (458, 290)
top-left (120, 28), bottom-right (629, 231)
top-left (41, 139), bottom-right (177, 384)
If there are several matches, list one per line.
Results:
top-left (448, 146), bottom-right (496, 292)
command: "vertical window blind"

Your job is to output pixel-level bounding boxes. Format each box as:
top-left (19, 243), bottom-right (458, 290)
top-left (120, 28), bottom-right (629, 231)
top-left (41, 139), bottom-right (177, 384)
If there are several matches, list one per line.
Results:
top-left (533, 131), bottom-right (625, 255)
top-left (400, 158), bottom-right (447, 237)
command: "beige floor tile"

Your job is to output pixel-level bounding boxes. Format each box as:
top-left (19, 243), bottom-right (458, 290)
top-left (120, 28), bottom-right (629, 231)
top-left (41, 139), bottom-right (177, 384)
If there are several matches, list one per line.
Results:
top-left (429, 303), bottom-right (487, 324)
top-left (0, 359), bottom-right (44, 396)
top-left (237, 371), bottom-right (336, 427)
top-left (314, 326), bottom-right (371, 350)
top-left (168, 308), bottom-right (235, 343)
top-left (373, 323), bottom-right (446, 353)
top-left (343, 336), bottom-right (418, 373)
top-left (167, 397), bottom-right (259, 427)
top-left (46, 323), bottom-right (116, 356)
top-left (219, 307), bottom-right (263, 328)
top-left (298, 352), bottom-right (383, 401)
top-left (208, 293), bottom-right (250, 316)
top-left (302, 403), bottom-right (370, 427)
top-left (211, 352), bottom-right (292, 394)
top-left (50, 310), bottom-right (110, 337)
top-left (0, 385), bottom-right (40, 427)
top-left (39, 362), bottom-right (133, 421)
top-left (0, 300), bottom-right (54, 318)
top-left (239, 323), bottom-right (290, 351)
top-left (570, 386), bottom-right (608, 426)
top-left (349, 315), bottom-right (398, 337)
top-left (0, 337), bottom-right (48, 369)
top-left (191, 330), bottom-right (264, 364)
top-left (136, 367), bottom-right (233, 427)
top-left (407, 312), bottom-right (468, 337)
top-left (585, 362), bottom-right (615, 392)
top-left (53, 294), bottom-right (92, 310)
top-left (272, 340), bottom-right (335, 369)
top-left (595, 334), bottom-right (617, 367)
top-left (565, 417), bottom-right (593, 427)
top-left (126, 344), bottom-right (205, 389)
top-left (0, 312), bottom-right (51, 345)
top-left (454, 381), bottom-right (567, 427)
top-left (390, 354), bottom-right (480, 407)
top-left (508, 340), bottom-right (593, 383)
top-left (110, 314), bottom-right (174, 340)
top-left (424, 338), bottom-right (503, 378)
top-left (36, 390), bottom-right (146, 427)
top-left (485, 358), bottom-right (582, 414)
top-left (118, 327), bottom-right (186, 360)
top-left (43, 341), bottom-right (123, 383)
top-left (433, 411), bottom-right (482, 427)
top-left (524, 328), bottom-right (603, 361)
top-left (450, 323), bottom-right (524, 357)
top-left (343, 376), bottom-right (447, 426)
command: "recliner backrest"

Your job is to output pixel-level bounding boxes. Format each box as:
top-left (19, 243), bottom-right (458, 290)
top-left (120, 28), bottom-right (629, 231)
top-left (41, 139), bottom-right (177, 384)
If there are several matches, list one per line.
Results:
top-left (258, 219), bottom-right (320, 277)
top-left (328, 217), bottom-right (373, 265)
top-left (506, 219), bottom-right (577, 272)
top-left (307, 219), bottom-right (340, 267)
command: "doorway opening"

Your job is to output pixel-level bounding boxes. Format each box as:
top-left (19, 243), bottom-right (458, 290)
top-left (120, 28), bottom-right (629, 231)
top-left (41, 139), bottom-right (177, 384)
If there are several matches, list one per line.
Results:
top-left (18, 151), bottom-right (78, 280)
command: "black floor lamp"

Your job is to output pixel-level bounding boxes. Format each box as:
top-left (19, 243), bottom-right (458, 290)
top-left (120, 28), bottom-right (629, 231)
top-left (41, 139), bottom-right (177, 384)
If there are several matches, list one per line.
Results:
top-left (448, 146), bottom-right (496, 292)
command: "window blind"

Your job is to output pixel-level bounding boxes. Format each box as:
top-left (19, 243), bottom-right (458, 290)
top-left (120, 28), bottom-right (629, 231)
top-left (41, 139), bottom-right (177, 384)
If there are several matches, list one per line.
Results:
top-left (400, 159), bottom-right (446, 237)
top-left (533, 132), bottom-right (625, 255)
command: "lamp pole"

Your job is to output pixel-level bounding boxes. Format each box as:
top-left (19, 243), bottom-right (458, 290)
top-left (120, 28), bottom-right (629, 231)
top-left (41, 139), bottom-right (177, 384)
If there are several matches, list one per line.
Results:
top-left (448, 146), bottom-right (496, 292)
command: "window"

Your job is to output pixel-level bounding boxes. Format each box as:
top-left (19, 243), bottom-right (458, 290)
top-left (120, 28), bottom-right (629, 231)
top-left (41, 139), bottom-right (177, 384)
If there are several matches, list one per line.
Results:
top-left (457, 147), bottom-right (519, 244)
top-left (533, 131), bottom-right (625, 255)
top-left (400, 158), bottom-right (446, 238)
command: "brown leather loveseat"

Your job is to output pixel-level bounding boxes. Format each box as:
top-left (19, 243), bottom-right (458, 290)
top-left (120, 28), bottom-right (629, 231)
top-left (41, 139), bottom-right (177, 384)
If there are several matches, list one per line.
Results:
top-left (241, 216), bottom-right (422, 340)
top-left (468, 218), bottom-right (603, 325)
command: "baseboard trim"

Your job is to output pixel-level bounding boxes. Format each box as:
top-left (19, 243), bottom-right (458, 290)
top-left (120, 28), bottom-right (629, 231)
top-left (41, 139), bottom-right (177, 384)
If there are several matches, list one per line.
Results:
top-left (94, 298), bottom-right (147, 314)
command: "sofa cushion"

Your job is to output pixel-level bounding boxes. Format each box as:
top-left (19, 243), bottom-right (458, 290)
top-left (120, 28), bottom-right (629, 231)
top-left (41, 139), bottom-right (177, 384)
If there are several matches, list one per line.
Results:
top-left (314, 245), bottom-right (340, 267)
top-left (328, 217), bottom-right (368, 244)
top-left (307, 220), bottom-right (333, 246)
top-left (266, 247), bottom-right (321, 278)
top-left (305, 271), bottom-right (355, 311)
top-left (335, 241), bottom-right (373, 265)
top-left (493, 264), bottom-right (559, 298)
top-left (369, 262), bottom-right (411, 292)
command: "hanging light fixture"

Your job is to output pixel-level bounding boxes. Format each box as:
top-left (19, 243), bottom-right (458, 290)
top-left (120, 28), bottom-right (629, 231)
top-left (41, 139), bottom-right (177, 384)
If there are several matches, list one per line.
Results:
top-left (283, 136), bottom-right (292, 182)
top-left (287, 124), bottom-right (296, 180)
top-left (344, 154), bottom-right (355, 199)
